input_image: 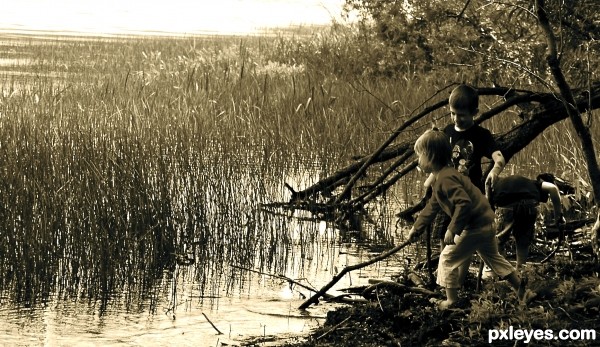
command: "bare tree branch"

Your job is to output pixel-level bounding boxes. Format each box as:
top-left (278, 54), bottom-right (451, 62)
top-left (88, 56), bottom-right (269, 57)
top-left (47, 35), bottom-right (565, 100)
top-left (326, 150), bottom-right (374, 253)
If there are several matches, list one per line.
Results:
top-left (299, 240), bottom-right (412, 309)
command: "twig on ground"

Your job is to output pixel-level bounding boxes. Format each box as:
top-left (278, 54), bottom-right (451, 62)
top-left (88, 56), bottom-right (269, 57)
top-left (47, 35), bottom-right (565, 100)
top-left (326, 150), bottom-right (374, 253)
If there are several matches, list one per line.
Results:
top-left (548, 303), bottom-right (579, 323)
top-left (316, 316), bottom-right (352, 341)
top-left (362, 280), bottom-right (442, 298)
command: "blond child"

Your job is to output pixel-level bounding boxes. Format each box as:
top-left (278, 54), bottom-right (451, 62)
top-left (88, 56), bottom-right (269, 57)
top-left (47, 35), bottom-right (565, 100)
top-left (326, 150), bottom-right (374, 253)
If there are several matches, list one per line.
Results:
top-left (407, 129), bottom-right (525, 309)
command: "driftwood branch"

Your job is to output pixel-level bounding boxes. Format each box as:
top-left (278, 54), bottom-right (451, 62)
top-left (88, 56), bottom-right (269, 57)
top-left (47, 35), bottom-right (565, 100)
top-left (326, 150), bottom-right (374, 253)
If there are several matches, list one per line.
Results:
top-left (362, 280), bottom-right (442, 298)
top-left (299, 239), bottom-right (411, 310)
top-left (202, 312), bottom-right (223, 335)
top-left (230, 264), bottom-right (336, 300)
top-left (334, 91), bottom-right (450, 204)
top-left (316, 316), bottom-right (352, 340)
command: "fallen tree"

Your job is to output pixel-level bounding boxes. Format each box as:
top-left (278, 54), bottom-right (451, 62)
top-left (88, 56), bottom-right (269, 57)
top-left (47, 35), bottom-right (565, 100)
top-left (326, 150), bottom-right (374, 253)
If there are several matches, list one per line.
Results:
top-left (267, 82), bottom-right (600, 228)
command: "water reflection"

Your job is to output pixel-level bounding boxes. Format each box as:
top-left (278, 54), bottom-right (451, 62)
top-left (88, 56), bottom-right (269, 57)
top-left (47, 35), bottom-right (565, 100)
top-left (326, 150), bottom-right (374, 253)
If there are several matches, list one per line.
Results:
top-left (0, 162), bottom-right (403, 344)
top-left (1, 240), bottom-right (400, 346)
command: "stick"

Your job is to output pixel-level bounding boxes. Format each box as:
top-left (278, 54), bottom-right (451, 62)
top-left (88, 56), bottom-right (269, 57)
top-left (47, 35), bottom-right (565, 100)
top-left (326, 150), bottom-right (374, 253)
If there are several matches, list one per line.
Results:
top-left (426, 225), bottom-right (434, 284)
top-left (316, 316), bottom-right (352, 340)
top-left (362, 280), bottom-right (442, 298)
top-left (541, 230), bottom-right (564, 264)
top-left (230, 264), bottom-right (334, 300)
top-left (476, 259), bottom-right (485, 291)
top-left (299, 240), bottom-right (412, 310)
top-left (202, 312), bottom-right (223, 335)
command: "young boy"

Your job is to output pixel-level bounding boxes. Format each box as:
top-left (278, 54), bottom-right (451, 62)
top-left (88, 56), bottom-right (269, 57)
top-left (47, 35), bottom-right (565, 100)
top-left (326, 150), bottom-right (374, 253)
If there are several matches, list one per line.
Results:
top-left (446, 84), bottom-right (505, 191)
top-left (428, 84), bottom-right (506, 231)
top-left (407, 129), bottom-right (525, 309)
top-left (488, 173), bottom-right (565, 270)
top-left (427, 84), bottom-right (506, 282)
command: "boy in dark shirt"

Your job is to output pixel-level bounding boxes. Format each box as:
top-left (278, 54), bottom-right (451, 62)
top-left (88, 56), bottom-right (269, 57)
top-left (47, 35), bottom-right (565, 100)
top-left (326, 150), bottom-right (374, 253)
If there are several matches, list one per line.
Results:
top-left (424, 84), bottom-right (505, 192)
top-left (425, 84), bottom-right (506, 282)
top-left (445, 121), bottom-right (500, 192)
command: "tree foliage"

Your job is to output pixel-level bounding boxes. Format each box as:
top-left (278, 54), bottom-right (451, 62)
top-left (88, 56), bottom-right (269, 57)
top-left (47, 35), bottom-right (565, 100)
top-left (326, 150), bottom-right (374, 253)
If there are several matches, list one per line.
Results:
top-left (343, 0), bottom-right (599, 85)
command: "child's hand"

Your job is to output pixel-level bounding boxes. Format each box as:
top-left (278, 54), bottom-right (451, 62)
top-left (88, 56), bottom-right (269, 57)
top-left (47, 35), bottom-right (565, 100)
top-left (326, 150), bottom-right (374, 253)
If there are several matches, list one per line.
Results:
top-left (407, 228), bottom-right (421, 242)
top-left (485, 172), bottom-right (498, 192)
top-left (444, 230), bottom-right (455, 245)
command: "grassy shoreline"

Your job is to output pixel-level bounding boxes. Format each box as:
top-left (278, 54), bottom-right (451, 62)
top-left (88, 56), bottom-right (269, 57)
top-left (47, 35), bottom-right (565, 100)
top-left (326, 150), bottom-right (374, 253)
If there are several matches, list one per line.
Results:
top-left (0, 28), bottom-right (597, 317)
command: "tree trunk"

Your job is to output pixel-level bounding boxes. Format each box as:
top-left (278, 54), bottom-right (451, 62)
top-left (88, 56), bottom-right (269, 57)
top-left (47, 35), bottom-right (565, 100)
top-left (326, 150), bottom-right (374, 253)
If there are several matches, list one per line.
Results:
top-left (536, 0), bottom-right (600, 204)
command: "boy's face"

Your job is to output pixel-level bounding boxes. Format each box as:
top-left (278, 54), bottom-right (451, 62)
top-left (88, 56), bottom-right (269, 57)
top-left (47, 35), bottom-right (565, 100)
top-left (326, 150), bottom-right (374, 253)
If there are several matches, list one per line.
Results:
top-left (450, 105), bottom-right (476, 130)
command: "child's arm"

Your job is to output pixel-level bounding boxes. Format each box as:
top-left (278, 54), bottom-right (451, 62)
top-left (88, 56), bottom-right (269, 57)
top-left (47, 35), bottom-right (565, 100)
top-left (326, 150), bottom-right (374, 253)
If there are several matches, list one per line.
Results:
top-left (407, 194), bottom-right (441, 242)
top-left (444, 177), bottom-right (474, 243)
top-left (485, 150), bottom-right (505, 189)
top-left (541, 181), bottom-right (564, 224)
top-left (424, 172), bottom-right (436, 188)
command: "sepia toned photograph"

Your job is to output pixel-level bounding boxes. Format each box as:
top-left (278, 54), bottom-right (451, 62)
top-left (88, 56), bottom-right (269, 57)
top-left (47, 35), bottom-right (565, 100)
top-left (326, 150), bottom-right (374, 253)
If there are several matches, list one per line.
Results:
top-left (0, 1), bottom-right (599, 346)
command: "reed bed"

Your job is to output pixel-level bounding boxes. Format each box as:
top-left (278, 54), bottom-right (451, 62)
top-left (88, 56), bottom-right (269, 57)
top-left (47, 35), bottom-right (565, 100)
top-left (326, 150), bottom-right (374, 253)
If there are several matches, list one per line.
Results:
top-left (0, 28), bottom-right (596, 312)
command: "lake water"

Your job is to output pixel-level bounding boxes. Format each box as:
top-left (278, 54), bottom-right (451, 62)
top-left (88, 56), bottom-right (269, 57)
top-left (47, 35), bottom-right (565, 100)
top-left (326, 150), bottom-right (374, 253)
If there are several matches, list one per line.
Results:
top-left (0, 226), bottom-right (406, 346)
top-left (0, 0), bottom-right (348, 36)
top-left (0, 93), bottom-right (406, 346)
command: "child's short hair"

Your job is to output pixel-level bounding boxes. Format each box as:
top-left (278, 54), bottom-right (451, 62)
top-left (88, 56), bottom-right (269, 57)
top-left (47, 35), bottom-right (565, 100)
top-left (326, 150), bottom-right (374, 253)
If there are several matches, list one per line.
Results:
top-left (414, 128), bottom-right (452, 169)
top-left (449, 84), bottom-right (478, 112)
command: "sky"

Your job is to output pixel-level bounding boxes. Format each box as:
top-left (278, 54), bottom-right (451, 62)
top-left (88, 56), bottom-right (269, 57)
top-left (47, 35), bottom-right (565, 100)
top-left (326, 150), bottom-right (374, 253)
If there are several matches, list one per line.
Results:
top-left (0, 0), bottom-right (347, 36)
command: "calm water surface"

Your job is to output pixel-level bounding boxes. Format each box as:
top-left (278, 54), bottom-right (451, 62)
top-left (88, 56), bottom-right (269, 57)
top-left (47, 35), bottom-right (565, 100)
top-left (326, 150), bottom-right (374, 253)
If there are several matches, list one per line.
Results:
top-left (0, 132), bottom-right (406, 345)
top-left (0, 239), bottom-right (405, 346)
